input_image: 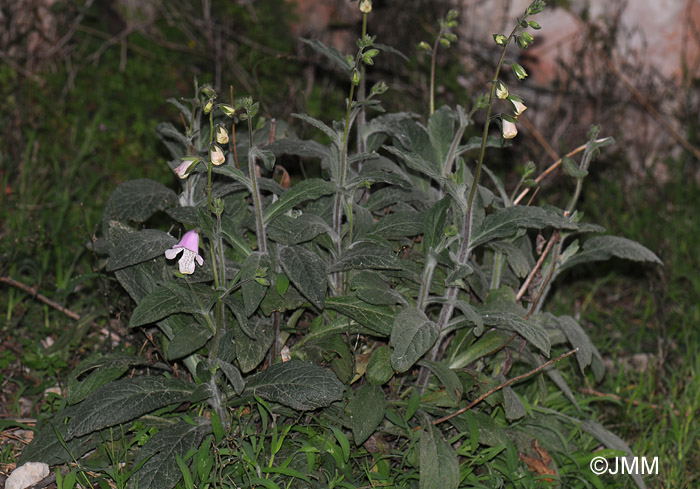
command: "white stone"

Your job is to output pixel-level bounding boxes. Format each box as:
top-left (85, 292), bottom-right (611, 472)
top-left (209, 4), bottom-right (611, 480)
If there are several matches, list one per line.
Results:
top-left (6, 462), bottom-right (50, 489)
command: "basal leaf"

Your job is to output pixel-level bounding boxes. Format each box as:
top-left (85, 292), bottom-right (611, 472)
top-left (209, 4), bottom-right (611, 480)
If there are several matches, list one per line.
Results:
top-left (419, 423), bottom-right (459, 489)
top-left (263, 178), bottom-right (337, 224)
top-left (391, 308), bottom-right (439, 373)
top-left (67, 377), bottom-right (194, 439)
top-left (65, 353), bottom-right (147, 405)
top-left (349, 384), bottom-right (386, 445)
top-left (131, 417), bottom-right (211, 489)
top-left (279, 245), bottom-right (327, 309)
top-left (246, 360), bottom-right (344, 411)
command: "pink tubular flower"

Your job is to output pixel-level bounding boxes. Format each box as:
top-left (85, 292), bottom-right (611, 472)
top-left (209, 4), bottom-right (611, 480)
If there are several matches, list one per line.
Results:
top-left (165, 229), bottom-right (204, 274)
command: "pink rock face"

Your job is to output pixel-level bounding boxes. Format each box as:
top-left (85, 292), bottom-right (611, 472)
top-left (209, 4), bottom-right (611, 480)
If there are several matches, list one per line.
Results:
top-left (459, 0), bottom-right (700, 84)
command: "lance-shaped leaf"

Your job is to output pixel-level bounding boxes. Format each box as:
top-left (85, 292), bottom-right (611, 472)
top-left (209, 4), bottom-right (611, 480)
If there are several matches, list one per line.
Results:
top-left (423, 196), bottom-right (451, 250)
top-left (420, 423), bottom-right (459, 489)
top-left (129, 283), bottom-right (207, 328)
top-left (66, 377), bottom-right (194, 439)
top-left (349, 384), bottom-right (386, 445)
top-left (391, 308), bottom-right (439, 372)
top-left (107, 225), bottom-right (177, 272)
top-left (279, 245), bottom-right (327, 309)
top-left (383, 145), bottom-right (441, 181)
top-left (131, 417), bottom-right (211, 489)
top-left (428, 105), bottom-right (456, 167)
top-left (241, 252), bottom-right (271, 317)
top-left (267, 213), bottom-right (333, 245)
top-left (65, 353), bottom-right (148, 405)
top-left (246, 360), bottom-right (344, 411)
top-left (419, 360), bottom-right (461, 406)
top-left (478, 305), bottom-right (550, 356)
top-left (235, 316), bottom-right (274, 373)
top-left (102, 179), bottom-right (178, 232)
top-left (330, 245), bottom-right (402, 273)
top-left (470, 206), bottom-right (584, 249)
top-left (325, 296), bottom-right (396, 336)
top-left (558, 235), bottom-right (662, 273)
top-left (351, 271), bottom-right (404, 305)
top-left (300, 38), bottom-right (351, 72)
top-left (263, 178), bottom-right (337, 223)
top-left (369, 211), bottom-right (425, 239)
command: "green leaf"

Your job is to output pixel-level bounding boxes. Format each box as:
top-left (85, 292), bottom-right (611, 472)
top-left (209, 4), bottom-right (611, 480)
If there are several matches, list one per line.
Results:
top-left (65, 353), bottom-right (147, 405)
top-left (428, 105), bottom-right (456, 167)
top-left (279, 246), bottom-right (327, 309)
top-left (241, 252), bottom-right (271, 316)
top-left (558, 235), bottom-right (662, 273)
top-left (67, 377), bottom-right (194, 439)
top-left (107, 225), bottom-right (177, 272)
top-left (330, 245), bottom-right (402, 273)
top-left (246, 360), bottom-right (344, 411)
top-left (562, 156), bottom-right (588, 177)
top-left (419, 360), bottom-right (461, 406)
top-left (502, 386), bottom-right (526, 420)
top-left (349, 384), bottom-right (386, 445)
top-left (263, 178), bottom-right (337, 224)
top-left (216, 359), bottom-right (245, 394)
top-left (383, 145), bottom-right (441, 181)
top-left (423, 196), bottom-right (451, 250)
top-left (366, 346), bottom-right (394, 385)
top-left (448, 330), bottom-right (511, 369)
top-left (552, 314), bottom-right (604, 380)
top-left (300, 38), bottom-right (351, 72)
top-left (102, 179), bottom-right (178, 231)
top-left (478, 302), bottom-right (550, 356)
top-left (129, 283), bottom-right (203, 328)
top-left (132, 417), bottom-right (211, 489)
top-left (487, 241), bottom-right (531, 278)
top-left (166, 321), bottom-right (212, 360)
top-left (471, 206), bottom-right (582, 248)
top-left (351, 271), bottom-right (404, 305)
top-left (420, 423), bottom-right (459, 489)
top-left (235, 317), bottom-right (274, 373)
top-left (267, 137), bottom-right (330, 161)
top-left (267, 214), bottom-right (332, 245)
top-left (369, 211), bottom-right (424, 239)
top-left (325, 296), bottom-right (396, 336)
top-left (391, 308), bottom-right (439, 372)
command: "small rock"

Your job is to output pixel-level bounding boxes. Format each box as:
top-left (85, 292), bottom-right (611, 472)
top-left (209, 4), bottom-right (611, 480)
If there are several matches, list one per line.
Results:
top-left (6, 462), bottom-right (50, 489)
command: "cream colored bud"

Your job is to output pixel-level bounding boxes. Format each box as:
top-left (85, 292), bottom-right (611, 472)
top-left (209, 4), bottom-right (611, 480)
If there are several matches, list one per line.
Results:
top-left (502, 120), bottom-right (518, 139)
top-left (210, 144), bottom-right (225, 165)
top-left (511, 99), bottom-right (527, 116)
top-left (216, 125), bottom-right (229, 145)
top-left (359, 0), bottom-right (372, 13)
top-left (495, 81), bottom-right (509, 100)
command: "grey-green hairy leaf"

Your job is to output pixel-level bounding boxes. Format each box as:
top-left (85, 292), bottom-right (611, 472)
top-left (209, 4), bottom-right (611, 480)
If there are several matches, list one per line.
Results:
top-left (241, 252), bottom-right (271, 316)
top-left (246, 360), bottom-right (344, 410)
top-left (279, 245), bottom-right (327, 309)
top-left (267, 214), bottom-right (333, 245)
top-left (129, 283), bottom-right (202, 328)
top-left (419, 360), bottom-right (461, 406)
top-left (65, 353), bottom-right (147, 405)
top-left (131, 417), bottom-right (211, 489)
top-left (420, 423), bottom-right (459, 489)
top-left (102, 179), bottom-right (178, 232)
top-left (369, 211), bottom-right (425, 239)
top-left (67, 377), bottom-right (194, 439)
top-left (263, 178), bottom-right (337, 223)
top-left (391, 308), bottom-right (439, 372)
top-left (325, 296), bottom-right (396, 336)
top-left (107, 226), bottom-right (176, 272)
top-left (349, 384), bottom-right (386, 445)
top-left (558, 235), bottom-right (662, 273)
top-left (331, 245), bottom-right (402, 273)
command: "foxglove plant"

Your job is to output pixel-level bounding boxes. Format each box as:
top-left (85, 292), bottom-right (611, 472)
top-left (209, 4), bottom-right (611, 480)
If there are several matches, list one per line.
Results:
top-left (22, 2), bottom-right (661, 488)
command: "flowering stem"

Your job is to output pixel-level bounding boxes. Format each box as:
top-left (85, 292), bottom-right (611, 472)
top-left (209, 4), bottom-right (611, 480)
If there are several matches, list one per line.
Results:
top-left (248, 116), bottom-right (268, 254)
top-left (429, 26), bottom-right (446, 116)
